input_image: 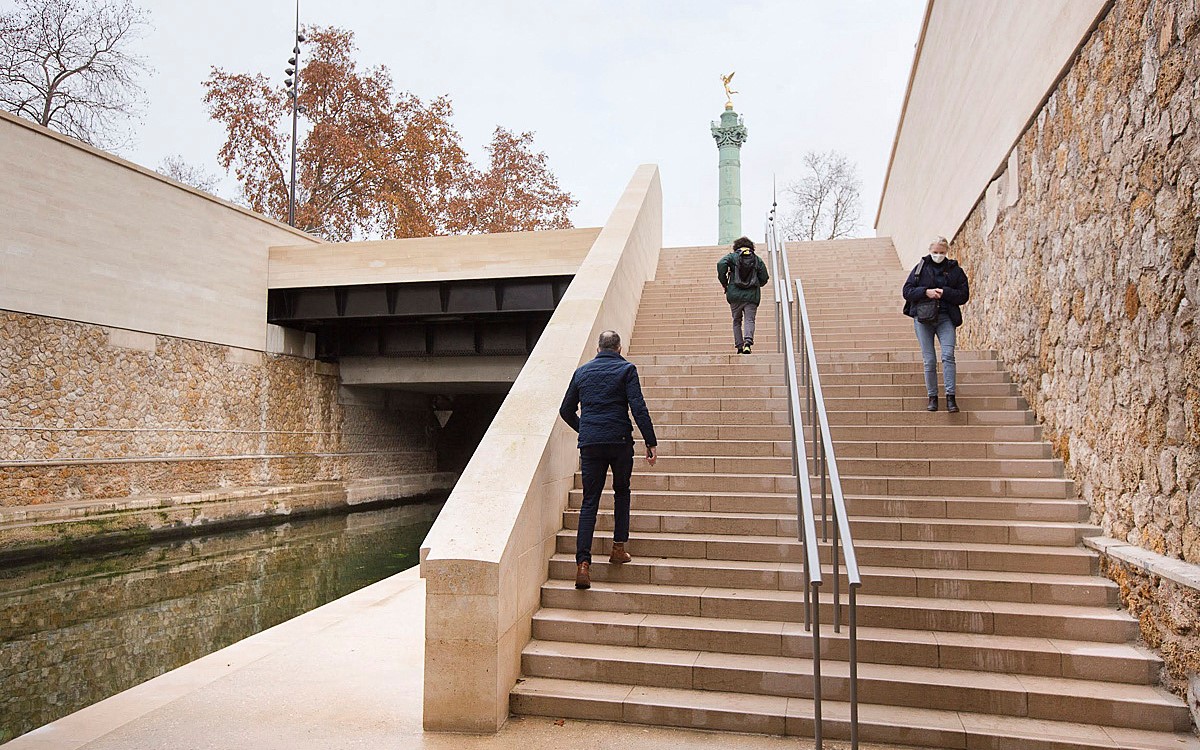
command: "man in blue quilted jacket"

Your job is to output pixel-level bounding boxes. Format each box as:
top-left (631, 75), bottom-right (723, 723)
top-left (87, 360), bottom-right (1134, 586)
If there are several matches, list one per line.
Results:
top-left (559, 330), bottom-right (658, 590)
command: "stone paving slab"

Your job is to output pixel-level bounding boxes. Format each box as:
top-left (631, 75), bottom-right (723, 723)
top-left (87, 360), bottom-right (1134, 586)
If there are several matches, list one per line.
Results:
top-left (1, 568), bottom-right (913, 750)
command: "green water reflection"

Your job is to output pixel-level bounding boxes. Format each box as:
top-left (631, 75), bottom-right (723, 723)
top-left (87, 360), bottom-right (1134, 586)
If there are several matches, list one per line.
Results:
top-left (0, 497), bottom-right (445, 742)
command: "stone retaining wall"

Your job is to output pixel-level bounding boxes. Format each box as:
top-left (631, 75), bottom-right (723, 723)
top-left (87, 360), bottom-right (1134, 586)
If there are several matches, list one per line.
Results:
top-left (1102, 555), bottom-right (1200, 721)
top-left (0, 311), bottom-right (437, 506)
top-left (950, 0), bottom-right (1199, 704)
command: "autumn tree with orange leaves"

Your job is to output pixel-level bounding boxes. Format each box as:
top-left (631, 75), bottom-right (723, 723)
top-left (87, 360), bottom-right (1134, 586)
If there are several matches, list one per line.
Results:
top-left (203, 26), bottom-right (575, 240)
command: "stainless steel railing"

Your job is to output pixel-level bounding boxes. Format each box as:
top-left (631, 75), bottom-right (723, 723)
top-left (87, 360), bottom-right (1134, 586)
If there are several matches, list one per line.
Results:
top-left (764, 213), bottom-right (862, 748)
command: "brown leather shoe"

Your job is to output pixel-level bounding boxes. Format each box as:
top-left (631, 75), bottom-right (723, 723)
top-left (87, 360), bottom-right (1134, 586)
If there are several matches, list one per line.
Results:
top-left (609, 542), bottom-right (631, 564)
top-left (574, 561), bottom-right (591, 589)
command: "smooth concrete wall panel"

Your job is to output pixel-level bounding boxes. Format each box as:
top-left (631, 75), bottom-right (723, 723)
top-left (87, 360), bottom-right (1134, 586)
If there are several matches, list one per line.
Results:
top-left (420, 164), bottom-right (661, 732)
top-left (268, 228), bottom-right (601, 288)
top-left (0, 111), bottom-right (318, 351)
top-left (876, 0), bottom-right (1108, 268)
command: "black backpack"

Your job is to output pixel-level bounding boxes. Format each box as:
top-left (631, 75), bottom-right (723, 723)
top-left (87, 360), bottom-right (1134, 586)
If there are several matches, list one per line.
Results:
top-left (732, 250), bottom-right (759, 289)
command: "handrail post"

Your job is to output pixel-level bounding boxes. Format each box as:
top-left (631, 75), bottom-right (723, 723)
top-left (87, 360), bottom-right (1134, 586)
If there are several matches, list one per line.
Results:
top-left (850, 585), bottom-right (859, 749)
top-left (811, 583), bottom-right (822, 750)
top-left (820, 432), bottom-right (828, 541)
top-left (833, 508), bottom-right (841, 633)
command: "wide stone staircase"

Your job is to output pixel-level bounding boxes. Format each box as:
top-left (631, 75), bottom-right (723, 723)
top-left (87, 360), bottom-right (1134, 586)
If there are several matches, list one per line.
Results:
top-left (510, 239), bottom-right (1199, 749)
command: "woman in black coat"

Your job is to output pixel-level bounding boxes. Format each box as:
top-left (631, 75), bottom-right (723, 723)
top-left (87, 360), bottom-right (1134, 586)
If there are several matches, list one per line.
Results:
top-left (902, 237), bottom-right (970, 412)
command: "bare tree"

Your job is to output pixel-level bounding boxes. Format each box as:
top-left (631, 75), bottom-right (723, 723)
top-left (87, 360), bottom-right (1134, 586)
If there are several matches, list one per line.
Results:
top-left (157, 154), bottom-right (220, 194)
top-left (781, 150), bottom-right (862, 241)
top-left (0, 0), bottom-right (151, 149)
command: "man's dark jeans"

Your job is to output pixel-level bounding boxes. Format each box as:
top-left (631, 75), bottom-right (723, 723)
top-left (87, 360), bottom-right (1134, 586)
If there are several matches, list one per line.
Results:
top-left (576, 442), bottom-right (634, 564)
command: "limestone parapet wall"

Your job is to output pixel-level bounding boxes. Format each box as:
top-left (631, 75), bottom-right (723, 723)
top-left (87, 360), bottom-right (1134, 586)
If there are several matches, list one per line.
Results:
top-left (420, 164), bottom-right (662, 732)
top-left (0, 110), bottom-right (318, 351)
top-left (268, 227), bottom-right (601, 288)
top-left (877, 0), bottom-right (1109, 266)
top-left (949, 0), bottom-right (1199, 698)
top-left (0, 310), bottom-right (438, 507)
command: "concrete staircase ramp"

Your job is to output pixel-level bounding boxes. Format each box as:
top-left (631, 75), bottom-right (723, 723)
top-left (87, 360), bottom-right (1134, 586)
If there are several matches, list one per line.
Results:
top-left (509, 238), bottom-right (1199, 749)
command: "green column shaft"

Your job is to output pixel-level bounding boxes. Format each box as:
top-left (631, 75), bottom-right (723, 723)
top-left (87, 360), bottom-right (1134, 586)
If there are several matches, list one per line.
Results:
top-left (711, 108), bottom-right (748, 245)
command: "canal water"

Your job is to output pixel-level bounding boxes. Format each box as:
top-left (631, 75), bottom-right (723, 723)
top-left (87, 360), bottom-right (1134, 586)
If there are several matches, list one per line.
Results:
top-left (0, 496), bottom-right (445, 743)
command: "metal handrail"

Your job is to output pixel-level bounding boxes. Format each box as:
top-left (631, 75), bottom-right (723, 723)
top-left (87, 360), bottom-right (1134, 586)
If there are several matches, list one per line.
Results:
top-left (764, 214), bottom-right (861, 749)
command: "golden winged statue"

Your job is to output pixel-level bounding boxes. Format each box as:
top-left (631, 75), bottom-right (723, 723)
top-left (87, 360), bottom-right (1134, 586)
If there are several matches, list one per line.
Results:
top-left (720, 71), bottom-right (738, 109)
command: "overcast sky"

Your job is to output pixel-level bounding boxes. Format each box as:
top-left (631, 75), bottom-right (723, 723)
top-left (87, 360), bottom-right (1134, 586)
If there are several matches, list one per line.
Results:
top-left (118, 0), bottom-right (924, 247)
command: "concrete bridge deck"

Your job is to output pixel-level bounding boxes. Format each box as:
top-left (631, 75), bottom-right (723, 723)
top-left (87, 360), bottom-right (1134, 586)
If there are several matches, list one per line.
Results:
top-left (1, 567), bottom-right (904, 750)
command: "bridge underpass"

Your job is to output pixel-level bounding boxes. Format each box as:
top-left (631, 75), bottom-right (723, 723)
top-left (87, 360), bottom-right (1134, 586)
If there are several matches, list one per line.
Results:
top-left (266, 227), bottom-right (602, 475)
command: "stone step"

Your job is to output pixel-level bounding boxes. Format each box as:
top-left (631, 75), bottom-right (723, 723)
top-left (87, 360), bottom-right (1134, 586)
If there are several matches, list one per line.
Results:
top-left (518, 641), bottom-right (1188, 733)
top-left (823, 409), bottom-right (1035, 426)
top-left (631, 320), bottom-right (913, 335)
top-left (818, 350), bottom-right (998, 364)
top-left (538, 578), bottom-right (1137, 642)
top-left (650, 423), bottom-right (1043, 442)
top-left (632, 321), bottom-right (915, 333)
top-left (622, 453), bottom-right (1063, 479)
top-left (833, 456), bottom-right (1061, 479)
top-left (816, 370), bottom-right (1012, 385)
top-left (633, 353), bottom-right (785, 365)
top-left (641, 455), bottom-right (793, 474)
top-left (646, 396), bottom-right (787, 412)
top-left (547, 553), bottom-right (1115, 606)
top-left (646, 405), bottom-right (1036, 427)
top-left (642, 437), bottom-right (1050, 460)
top-left (816, 360), bottom-right (1005, 374)
top-left (822, 395), bottom-right (1028, 411)
top-left (512, 677), bottom-right (1200, 749)
top-left (568, 488), bottom-right (1090, 522)
top-left (561, 508), bottom-right (1094, 546)
top-left (821, 382), bottom-right (1020, 397)
top-left (641, 385), bottom-right (790, 399)
top-left (555, 530), bottom-right (1099, 576)
top-left (824, 439), bottom-right (1051, 459)
top-left (574, 469), bottom-right (1076, 499)
top-left (648, 409), bottom-right (790, 426)
top-left (529, 608), bottom-right (1153, 681)
top-left (636, 370), bottom-right (1012, 387)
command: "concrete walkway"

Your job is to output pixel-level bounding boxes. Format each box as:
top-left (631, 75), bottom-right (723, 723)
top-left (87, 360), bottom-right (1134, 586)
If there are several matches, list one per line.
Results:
top-left (3, 568), bottom-right (902, 750)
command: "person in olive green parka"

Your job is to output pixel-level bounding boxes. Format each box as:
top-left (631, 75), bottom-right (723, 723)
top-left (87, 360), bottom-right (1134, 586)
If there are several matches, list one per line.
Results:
top-left (716, 236), bottom-right (770, 354)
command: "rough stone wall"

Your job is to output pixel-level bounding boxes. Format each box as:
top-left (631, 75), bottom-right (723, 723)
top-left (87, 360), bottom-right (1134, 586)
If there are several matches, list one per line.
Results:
top-left (0, 311), bottom-right (436, 505)
top-left (950, 0), bottom-right (1200, 702)
top-left (954, 0), bottom-right (1199, 562)
top-left (1102, 556), bottom-right (1200, 717)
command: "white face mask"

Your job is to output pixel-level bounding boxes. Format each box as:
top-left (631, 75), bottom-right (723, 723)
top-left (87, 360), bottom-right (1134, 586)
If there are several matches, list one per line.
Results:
top-left (930, 253), bottom-right (947, 264)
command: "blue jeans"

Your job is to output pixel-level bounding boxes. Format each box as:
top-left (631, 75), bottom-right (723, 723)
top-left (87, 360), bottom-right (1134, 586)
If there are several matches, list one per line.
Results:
top-left (576, 443), bottom-right (633, 564)
top-left (914, 317), bottom-right (956, 397)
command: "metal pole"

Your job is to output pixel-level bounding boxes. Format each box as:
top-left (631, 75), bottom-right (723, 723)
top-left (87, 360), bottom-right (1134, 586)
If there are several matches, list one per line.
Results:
top-left (287, 1), bottom-right (300, 227)
top-left (812, 585), bottom-right (823, 749)
top-left (833, 507), bottom-right (841, 633)
top-left (850, 586), bottom-right (859, 750)
top-left (821, 441), bottom-right (829, 541)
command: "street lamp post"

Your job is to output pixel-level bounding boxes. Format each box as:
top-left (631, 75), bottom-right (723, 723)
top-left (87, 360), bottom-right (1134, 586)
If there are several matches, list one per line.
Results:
top-left (284, 2), bottom-right (305, 227)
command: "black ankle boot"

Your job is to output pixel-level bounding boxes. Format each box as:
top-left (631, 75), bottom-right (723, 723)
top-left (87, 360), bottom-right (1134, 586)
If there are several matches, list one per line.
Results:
top-left (927, 396), bottom-right (938, 412)
top-left (946, 395), bottom-right (959, 413)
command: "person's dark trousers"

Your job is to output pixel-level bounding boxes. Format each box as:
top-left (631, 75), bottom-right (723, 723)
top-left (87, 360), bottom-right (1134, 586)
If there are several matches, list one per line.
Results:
top-left (730, 301), bottom-right (758, 349)
top-left (575, 442), bottom-right (634, 564)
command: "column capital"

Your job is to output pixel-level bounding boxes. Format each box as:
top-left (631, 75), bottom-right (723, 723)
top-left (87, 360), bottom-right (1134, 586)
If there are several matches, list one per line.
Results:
top-left (711, 109), bottom-right (749, 148)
